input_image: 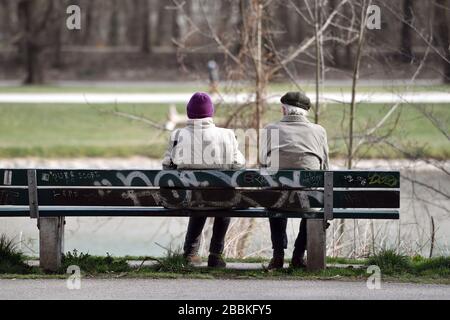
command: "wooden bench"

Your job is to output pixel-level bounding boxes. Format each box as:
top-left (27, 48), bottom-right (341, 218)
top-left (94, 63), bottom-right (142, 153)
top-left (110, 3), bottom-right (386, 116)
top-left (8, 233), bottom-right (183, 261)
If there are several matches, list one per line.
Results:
top-left (0, 169), bottom-right (400, 272)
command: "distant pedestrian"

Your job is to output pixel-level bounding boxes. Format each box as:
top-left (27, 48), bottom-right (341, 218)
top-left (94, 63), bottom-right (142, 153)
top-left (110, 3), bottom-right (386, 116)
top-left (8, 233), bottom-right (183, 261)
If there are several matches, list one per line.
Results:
top-left (207, 60), bottom-right (219, 94)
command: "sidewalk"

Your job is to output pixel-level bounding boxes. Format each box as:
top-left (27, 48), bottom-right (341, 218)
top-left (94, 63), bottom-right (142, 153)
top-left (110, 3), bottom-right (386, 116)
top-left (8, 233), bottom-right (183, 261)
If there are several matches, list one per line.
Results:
top-left (25, 260), bottom-right (364, 270)
top-left (1, 91), bottom-right (450, 104)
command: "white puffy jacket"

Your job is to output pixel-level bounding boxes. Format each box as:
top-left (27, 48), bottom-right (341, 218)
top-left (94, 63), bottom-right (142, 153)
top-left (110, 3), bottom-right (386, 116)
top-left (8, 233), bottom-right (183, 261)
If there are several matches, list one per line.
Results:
top-left (162, 118), bottom-right (245, 170)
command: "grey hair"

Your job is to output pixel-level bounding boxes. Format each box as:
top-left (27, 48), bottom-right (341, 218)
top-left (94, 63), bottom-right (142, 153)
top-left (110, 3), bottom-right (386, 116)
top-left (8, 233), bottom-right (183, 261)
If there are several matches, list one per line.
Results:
top-left (282, 104), bottom-right (308, 116)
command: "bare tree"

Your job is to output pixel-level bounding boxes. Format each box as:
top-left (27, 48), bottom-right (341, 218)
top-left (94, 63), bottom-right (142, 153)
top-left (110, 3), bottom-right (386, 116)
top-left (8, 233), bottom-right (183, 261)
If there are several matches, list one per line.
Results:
top-left (141, 0), bottom-right (152, 53)
top-left (433, 0), bottom-right (450, 82)
top-left (400, 0), bottom-right (414, 63)
top-left (156, 0), bottom-right (178, 47)
top-left (108, 0), bottom-right (119, 46)
top-left (83, 0), bottom-right (95, 44)
top-left (17, 0), bottom-right (57, 84)
top-left (347, 0), bottom-right (371, 169)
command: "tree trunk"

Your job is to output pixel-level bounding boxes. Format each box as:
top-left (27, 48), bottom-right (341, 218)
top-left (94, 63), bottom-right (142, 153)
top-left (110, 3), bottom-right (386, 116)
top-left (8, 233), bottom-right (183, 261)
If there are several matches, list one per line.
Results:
top-left (295, 0), bottom-right (305, 44)
top-left (434, 0), bottom-right (450, 82)
top-left (155, 0), bottom-right (170, 46)
top-left (400, 0), bottom-right (414, 62)
top-left (343, 3), bottom-right (354, 69)
top-left (24, 42), bottom-right (43, 84)
top-left (84, 0), bottom-right (94, 44)
top-left (141, 0), bottom-right (151, 53)
top-left (277, 2), bottom-right (290, 45)
top-left (346, 0), bottom-right (369, 258)
top-left (314, 0), bottom-right (322, 124)
top-left (51, 0), bottom-right (63, 69)
top-left (0, 0), bottom-right (11, 40)
top-left (218, 1), bottom-right (233, 36)
top-left (171, 3), bottom-right (180, 46)
top-left (234, 0), bottom-right (248, 56)
top-left (18, 0), bottom-right (44, 84)
top-left (52, 22), bottom-right (62, 68)
top-left (255, 1), bottom-right (263, 136)
top-left (108, 0), bottom-right (119, 46)
top-left (126, 0), bottom-right (139, 46)
top-left (328, 0), bottom-right (342, 67)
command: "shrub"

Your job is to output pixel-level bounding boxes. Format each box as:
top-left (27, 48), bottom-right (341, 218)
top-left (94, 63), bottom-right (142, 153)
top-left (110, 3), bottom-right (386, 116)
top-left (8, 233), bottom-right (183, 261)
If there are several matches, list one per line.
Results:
top-left (413, 256), bottom-right (450, 276)
top-left (0, 234), bottom-right (31, 274)
top-left (61, 249), bottom-right (130, 274)
top-left (366, 250), bottom-right (412, 274)
top-left (150, 246), bottom-right (192, 273)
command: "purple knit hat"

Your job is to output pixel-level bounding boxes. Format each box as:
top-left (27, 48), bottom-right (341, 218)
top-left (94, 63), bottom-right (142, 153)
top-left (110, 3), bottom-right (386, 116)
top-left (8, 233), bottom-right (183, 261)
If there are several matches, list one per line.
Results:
top-left (186, 92), bottom-right (214, 119)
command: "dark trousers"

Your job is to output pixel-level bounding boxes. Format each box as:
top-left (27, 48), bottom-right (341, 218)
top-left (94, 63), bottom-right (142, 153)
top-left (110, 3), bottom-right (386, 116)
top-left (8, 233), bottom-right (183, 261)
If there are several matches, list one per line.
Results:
top-left (183, 216), bottom-right (231, 255)
top-left (269, 218), bottom-right (307, 257)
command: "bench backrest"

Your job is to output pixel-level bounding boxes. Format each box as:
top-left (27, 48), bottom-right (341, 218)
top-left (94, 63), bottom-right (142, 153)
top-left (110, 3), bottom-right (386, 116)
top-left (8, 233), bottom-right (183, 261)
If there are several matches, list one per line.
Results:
top-left (1, 169), bottom-right (399, 219)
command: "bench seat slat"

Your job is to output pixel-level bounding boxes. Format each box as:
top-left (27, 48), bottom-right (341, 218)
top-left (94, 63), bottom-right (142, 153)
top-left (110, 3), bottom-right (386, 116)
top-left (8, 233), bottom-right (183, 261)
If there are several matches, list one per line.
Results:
top-left (0, 188), bottom-right (400, 208)
top-left (0, 206), bottom-right (399, 219)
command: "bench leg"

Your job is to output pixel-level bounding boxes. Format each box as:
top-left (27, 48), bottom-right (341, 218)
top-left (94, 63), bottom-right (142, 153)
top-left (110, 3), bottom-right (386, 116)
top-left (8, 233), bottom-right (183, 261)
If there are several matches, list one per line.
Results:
top-left (306, 219), bottom-right (326, 271)
top-left (39, 217), bottom-right (65, 272)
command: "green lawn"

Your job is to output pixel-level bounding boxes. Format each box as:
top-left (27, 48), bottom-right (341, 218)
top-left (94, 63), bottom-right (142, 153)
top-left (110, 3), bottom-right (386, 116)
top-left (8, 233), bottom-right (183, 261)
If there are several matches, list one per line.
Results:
top-left (0, 102), bottom-right (448, 159)
top-left (0, 103), bottom-right (175, 158)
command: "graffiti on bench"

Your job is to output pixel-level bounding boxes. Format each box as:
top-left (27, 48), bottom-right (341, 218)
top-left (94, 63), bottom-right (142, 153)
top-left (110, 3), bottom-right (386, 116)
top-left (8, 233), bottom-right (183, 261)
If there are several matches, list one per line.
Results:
top-left (0, 189), bottom-right (21, 205)
top-left (34, 169), bottom-right (400, 188)
top-left (47, 188), bottom-right (323, 209)
top-left (367, 173), bottom-right (398, 187)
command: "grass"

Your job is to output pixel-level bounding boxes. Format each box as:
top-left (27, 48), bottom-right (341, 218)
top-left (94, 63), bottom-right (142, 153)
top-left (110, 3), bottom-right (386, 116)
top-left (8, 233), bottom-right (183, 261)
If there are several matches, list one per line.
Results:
top-left (0, 102), bottom-right (448, 159)
top-left (0, 103), bottom-right (173, 158)
top-left (61, 249), bottom-right (131, 274)
top-left (365, 250), bottom-right (450, 278)
top-left (0, 235), bottom-right (31, 274)
top-left (326, 256), bottom-right (366, 265)
top-left (142, 247), bottom-right (191, 274)
top-left (366, 250), bottom-right (412, 274)
top-left (0, 248), bottom-right (449, 284)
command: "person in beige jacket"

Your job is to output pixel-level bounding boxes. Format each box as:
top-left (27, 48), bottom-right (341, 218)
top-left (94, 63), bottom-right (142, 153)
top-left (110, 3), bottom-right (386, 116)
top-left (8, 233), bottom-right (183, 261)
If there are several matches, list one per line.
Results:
top-left (261, 92), bottom-right (329, 270)
top-left (162, 92), bottom-right (245, 267)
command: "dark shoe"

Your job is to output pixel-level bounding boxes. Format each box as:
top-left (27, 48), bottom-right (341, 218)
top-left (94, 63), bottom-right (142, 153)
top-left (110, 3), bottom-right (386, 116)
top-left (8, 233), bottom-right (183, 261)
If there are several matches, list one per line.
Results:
top-left (183, 254), bottom-right (202, 267)
top-left (267, 256), bottom-right (285, 270)
top-left (208, 253), bottom-right (226, 268)
top-left (290, 255), bottom-right (306, 269)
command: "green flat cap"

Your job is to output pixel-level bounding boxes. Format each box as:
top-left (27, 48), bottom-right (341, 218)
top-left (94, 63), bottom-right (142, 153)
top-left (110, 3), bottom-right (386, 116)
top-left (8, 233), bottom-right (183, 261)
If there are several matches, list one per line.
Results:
top-left (280, 91), bottom-right (311, 110)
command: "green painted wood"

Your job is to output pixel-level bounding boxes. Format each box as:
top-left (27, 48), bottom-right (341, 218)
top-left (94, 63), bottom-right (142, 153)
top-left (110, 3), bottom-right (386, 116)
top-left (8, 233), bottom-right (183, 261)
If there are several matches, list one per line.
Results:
top-left (0, 207), bottom-right (399, 219)
top-left (0, 188), bottom-right (29, 205)
top-left (0, 207), bottom-right (30, 216)
top-left (33, 169), bottom-right (400, 188)
top-left (0, 188), bottom-right (399, 208)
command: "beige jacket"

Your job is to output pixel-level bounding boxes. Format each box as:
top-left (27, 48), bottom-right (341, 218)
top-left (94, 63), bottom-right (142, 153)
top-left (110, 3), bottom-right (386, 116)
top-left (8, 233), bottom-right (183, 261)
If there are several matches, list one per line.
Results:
top-left (162, 118), bottom-right (245, 170)
top-left (261, 114), bottom-right (329, 170)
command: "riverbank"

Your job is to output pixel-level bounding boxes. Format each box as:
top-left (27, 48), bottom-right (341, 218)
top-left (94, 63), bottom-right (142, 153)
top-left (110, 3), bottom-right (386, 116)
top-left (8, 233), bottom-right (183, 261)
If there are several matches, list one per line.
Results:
top-left (0, 156), bottom-right (448, 170)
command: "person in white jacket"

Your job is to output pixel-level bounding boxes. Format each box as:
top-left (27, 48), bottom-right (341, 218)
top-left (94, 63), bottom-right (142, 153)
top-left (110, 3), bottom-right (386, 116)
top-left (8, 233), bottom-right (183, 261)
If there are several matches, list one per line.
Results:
top-left (162, 92), bottom-right (245, 267)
